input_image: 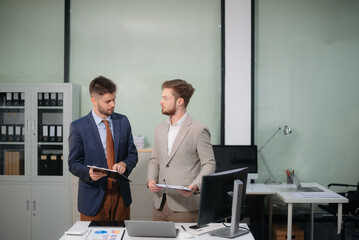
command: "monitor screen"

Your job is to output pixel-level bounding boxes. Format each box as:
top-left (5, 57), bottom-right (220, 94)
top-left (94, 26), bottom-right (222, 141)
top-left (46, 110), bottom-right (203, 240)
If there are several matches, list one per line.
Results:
top-left (213, 145), bottom-right (257, 180)
top-left (196, 167), bottom-right (248, 231)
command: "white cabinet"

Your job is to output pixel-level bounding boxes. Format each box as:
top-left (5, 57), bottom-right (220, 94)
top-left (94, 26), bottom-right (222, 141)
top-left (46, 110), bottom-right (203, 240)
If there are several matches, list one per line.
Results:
top-left (0, 184), bottom-right (31, 240)
top-left (0, 83), bottom-right (79, 240)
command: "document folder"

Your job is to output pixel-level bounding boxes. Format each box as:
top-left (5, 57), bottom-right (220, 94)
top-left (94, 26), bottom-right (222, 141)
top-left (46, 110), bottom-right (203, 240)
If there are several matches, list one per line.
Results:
top-left (38, 93), bottom-right (43, 106)
top-left (57, 92), bottom-right (63, 106)
top-left (56, 125), bottom-right (63, 142)
top-left (6, 92), bottom-right (12, 106)
top-left (7, 125), bottom-right (14, 142)
top-left (0, 125), bottom-right (7, 141)
top-left (43, 92), bottom-right (50, 106)
top-left (15, 125), bottom-right (21, 142)
top-left (87, 165), bottom-right (131, 182)
top-left (49, 125), bottom-right (56, 142)
top-left (12, 92), bottom-right (19, 106)
top-left (41, 125), bottom-right (48, 142)
top-left (50, 92), bottom-right (57, 106)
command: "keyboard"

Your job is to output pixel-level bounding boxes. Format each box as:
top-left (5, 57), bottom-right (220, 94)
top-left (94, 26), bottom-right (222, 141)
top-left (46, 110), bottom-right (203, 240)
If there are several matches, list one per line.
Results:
top-left (65, 221), bottom-right (89, 235)
top-left (187, 223), bottom-right (226, 235)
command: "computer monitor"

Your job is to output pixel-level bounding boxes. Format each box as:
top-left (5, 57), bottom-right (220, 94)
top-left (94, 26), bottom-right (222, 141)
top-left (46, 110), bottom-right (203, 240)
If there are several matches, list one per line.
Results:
top-left (195, 167), bottom-right (249, 238)
top-left (213, 145), bottom-right (258, 183)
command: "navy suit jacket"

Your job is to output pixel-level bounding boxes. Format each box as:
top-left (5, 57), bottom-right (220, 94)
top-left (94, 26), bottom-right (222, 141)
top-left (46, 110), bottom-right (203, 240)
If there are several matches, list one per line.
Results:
top-left (68, 111), bottom-right (138, 216)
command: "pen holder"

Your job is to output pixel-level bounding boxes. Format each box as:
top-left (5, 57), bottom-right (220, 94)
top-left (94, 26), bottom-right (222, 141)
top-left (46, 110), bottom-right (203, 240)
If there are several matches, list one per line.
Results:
top-left (286, 169), bottom-right (296, 184)
top-left (287, 175), bottom-right (293, 184)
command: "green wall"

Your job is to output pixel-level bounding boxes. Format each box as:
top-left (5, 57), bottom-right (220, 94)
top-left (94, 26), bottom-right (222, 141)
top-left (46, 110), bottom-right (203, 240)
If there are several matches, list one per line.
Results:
top-left (1, 0), bottom-right (358, 186)
top-left (70, 0), bottom-right (221, 147)
top-left (255, 0), bottom-right (359, 186)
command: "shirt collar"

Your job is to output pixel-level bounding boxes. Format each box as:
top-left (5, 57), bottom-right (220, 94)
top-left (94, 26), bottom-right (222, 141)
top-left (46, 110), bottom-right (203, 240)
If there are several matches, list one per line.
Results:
top-left (167, 112), bottom-right (188, 127)
top-left (92, 109), bottom-right (112, 126)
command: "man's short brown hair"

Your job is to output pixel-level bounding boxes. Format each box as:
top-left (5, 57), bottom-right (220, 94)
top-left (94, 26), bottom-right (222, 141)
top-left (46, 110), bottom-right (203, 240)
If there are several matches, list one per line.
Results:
top-left (89, 76), bottom-right (117, 97)
top-left (162, 79), bottom-right (195, 108)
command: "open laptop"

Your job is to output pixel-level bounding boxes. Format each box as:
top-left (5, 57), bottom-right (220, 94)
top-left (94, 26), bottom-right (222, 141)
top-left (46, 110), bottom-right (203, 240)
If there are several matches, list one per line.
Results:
top-left (281, 173), bottom-right (324, 192)
top-left (124, 220), bottom-right (178, 238)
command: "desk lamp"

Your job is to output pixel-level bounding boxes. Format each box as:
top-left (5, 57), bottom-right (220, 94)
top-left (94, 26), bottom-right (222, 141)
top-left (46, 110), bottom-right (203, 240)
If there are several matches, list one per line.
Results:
top-left (258, 125), bottom-right (292, 184)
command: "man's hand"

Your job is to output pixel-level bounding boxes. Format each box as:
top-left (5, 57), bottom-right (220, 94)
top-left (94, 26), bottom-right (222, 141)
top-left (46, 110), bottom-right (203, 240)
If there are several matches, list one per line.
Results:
top-left (179, 184), bottom-right (199, 197)
top-left (112, 162), bottom-right (127, 174)
top-left (147, 180), bottom-right (162, 193)
top-left (89, 167), bottom-right (107, 181)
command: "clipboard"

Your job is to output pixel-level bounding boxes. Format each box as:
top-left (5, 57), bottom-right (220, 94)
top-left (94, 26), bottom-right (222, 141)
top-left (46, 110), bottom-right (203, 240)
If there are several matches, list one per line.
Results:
top-left (155, 184), bottom-right (191, 191)
top-left (87, 165), bottom-right (131, 182)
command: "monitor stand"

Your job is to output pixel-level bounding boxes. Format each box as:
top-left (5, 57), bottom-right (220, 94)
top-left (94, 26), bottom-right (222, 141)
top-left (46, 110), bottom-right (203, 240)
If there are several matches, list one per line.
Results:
top-left (210, 179), bottom-right (249, 238)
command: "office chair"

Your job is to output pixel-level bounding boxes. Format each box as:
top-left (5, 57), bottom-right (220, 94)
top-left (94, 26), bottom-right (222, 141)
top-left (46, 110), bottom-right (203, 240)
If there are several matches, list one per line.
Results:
top-left (319, 181), bottom-right (359, 240)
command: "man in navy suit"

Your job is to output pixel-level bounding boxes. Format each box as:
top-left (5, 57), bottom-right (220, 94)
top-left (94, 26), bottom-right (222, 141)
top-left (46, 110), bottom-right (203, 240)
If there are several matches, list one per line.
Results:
top-left (68, 76), bottom-right (138, 221)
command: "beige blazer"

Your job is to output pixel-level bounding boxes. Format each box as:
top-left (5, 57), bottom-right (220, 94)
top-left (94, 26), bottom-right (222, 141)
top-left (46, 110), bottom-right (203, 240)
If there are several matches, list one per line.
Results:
top-left (147, 114), bottom-right (216, 212)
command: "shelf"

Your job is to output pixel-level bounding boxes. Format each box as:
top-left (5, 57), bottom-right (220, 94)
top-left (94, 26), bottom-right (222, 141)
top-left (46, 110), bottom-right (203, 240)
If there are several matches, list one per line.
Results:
top-left (0, 106), bottom-right (25, 109)
top-left (38, 106), bottom-right (63, 110)
top-left (0, 142), bottom-right (25, 145)
top-left (38, 142), bottom-right (63, 146)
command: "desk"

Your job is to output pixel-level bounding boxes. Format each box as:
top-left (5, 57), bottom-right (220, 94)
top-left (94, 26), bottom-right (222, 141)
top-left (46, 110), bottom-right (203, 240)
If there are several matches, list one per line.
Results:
top-left (269, 183), bottom-right (348, 240)
top-left (60, 221), bottom-right (255, 240)
top-left (246, 183), bottom-right (276, 240)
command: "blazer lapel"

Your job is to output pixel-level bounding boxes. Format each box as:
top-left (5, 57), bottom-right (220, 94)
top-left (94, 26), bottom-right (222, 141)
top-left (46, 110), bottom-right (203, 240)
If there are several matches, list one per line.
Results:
top-left (86, 112), bottom-right (106, 163)
top-left (112, 114), bottom-right (120, 163)
top-left (167, 115), bottom-right (192, 165)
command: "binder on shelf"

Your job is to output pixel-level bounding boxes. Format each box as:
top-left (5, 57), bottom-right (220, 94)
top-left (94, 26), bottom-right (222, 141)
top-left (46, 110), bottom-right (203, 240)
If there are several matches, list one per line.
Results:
top-left (41, 125), bottom-right (48, 142)
top-left (15, 125), bottom-right (21, 142)
top-left (12, 92), bottom-right (19, 106)
top-left (38, 154), bottom-right (49, 175)
top-left (6, 92), bottom-right (12, 106)
top-left (38, 92), bottom-right (43, 106)
top-left (57, 92), bottom-right (63, 106)
top-left (19, 92), bottom-right (25, 106)
top-left (1, 125), bottom-right (7, 141)
top-left (56, 125), bottom-right (63, 142)
top-left (7, 125), bottom-right (14, 142)
top-left (43, 92), bottom-right (50, 106)
top-left (49, 125), bottom-right (56, 142)
top-left (48, 154), bottom-right (59, 175)
top-left (50, 92), bottom-right (57, 106)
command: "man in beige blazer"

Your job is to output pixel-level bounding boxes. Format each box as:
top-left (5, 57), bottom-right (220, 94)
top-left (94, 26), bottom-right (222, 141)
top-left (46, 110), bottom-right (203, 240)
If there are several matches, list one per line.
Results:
top-left (147, 79), bottom-right (216, 222)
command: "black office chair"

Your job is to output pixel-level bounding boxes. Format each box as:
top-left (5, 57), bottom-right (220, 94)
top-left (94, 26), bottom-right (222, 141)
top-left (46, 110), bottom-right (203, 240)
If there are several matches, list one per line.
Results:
top-left (319, 181), bottom-right (359, 240)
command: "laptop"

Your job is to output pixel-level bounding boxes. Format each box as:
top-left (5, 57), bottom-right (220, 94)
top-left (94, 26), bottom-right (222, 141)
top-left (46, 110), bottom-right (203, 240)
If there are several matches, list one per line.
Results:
top-left (281, 172), bottom-right (324, 192)
top-left (124, 220), bottom-right (178, 238)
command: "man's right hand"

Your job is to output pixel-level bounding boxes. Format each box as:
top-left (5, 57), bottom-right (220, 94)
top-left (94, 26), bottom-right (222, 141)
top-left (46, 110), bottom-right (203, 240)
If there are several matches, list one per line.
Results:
top-left (147, 180), bottom-right (162, 193)
top-left (89, 167), bottom-right (107, 181)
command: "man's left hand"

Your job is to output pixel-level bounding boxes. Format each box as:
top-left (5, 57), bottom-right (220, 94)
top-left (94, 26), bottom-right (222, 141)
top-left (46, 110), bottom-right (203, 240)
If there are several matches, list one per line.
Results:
top-left (112, 162), bottom-right (127, 174)
top-left (179, 184), bottom-right (199, 197)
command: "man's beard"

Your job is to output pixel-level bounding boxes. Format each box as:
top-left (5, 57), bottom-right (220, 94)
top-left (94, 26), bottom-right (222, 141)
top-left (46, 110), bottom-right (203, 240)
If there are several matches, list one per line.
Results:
top-left (99, 106), bottom-right (113, 117)
top-left (162, 108), bottom-right (176, 116)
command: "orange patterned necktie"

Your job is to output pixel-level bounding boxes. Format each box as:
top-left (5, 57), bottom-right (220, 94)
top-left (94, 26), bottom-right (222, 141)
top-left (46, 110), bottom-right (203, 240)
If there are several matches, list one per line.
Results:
top-left (103, 120), bottom-right (115, 188)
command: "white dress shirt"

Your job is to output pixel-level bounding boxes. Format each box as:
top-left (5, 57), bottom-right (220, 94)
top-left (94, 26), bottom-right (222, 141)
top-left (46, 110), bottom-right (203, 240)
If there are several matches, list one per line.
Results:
top-left (167, 112), bottom-right (188, 156)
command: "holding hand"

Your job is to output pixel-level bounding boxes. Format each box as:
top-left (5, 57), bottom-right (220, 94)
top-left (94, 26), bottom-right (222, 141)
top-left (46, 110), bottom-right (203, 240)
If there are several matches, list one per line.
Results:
top-left (89, 167), bottom-right (107, 181)
top-left (148, 180), bottom-right (162, 193)
top-left (179, 184), bottom-right (198, 197)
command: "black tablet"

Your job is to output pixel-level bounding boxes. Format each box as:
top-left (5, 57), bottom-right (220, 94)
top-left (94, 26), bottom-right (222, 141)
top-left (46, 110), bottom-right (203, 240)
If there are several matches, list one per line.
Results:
top-left (88, 220), bottom-right (125, 227)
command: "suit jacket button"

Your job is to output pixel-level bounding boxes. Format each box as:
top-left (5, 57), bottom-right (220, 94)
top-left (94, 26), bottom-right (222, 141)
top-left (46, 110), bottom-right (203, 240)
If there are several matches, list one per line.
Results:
top-left (166, 165), bottom-right (169, 168)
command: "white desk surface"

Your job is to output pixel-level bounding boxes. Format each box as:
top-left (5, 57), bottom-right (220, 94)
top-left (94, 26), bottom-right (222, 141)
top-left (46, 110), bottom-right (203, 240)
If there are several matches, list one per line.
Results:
top-left (246, 183), bottom-right (276, 195)
top-left (268, 182), bottom-right (349, 204)
top-left (60, 221), bottom-right (255, 240)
